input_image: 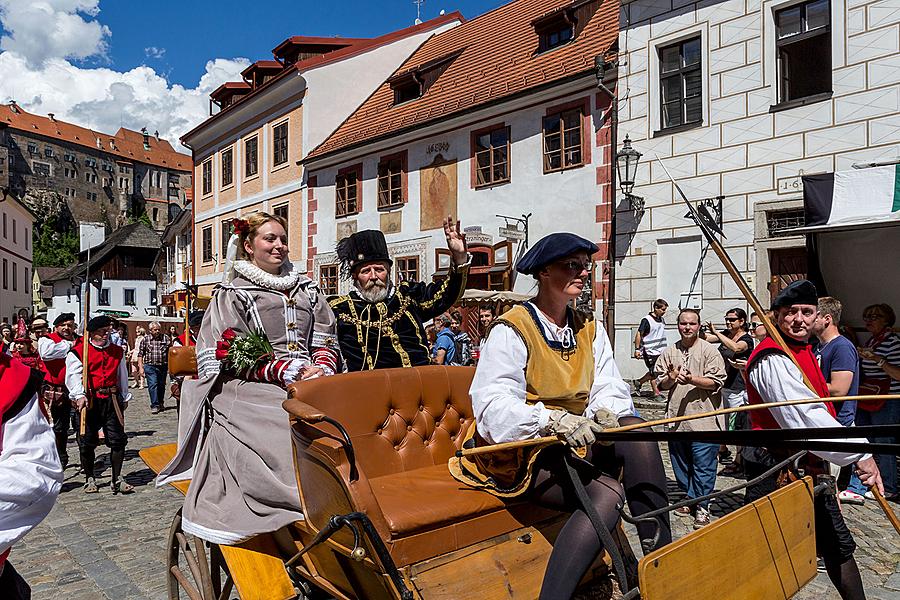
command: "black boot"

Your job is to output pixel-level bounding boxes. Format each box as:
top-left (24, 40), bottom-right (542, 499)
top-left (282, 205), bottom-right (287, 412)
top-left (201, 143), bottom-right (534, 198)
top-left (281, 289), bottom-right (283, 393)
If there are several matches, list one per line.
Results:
top-left (109, 448), bottom-right (133, 494)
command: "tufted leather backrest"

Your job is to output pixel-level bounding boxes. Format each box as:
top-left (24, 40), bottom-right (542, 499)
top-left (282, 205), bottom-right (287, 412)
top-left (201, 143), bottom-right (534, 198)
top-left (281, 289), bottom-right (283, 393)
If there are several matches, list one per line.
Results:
top-left (290, 366), bottom-right (476, 479)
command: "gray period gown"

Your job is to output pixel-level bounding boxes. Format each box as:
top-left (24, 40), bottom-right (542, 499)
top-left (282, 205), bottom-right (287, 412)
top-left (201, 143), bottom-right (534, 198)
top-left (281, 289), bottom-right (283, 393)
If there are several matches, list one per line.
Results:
top-left (158, 265), bottom-right (337, 545)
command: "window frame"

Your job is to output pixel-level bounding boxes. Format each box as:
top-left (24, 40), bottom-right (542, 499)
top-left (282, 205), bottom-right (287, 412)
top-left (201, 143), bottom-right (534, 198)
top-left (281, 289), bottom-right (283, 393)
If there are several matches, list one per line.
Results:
top-left (244, 135), bottom-right (259, 178)
top-left (470, 123), bottom-right (511, 188)
top-left (542, 98), bottom-right (591, 174)
top-left (11, 261), bottom-right (16, 292)
top-left (33, 160), bottom-right (52, 177)
top-left (320, 264), bottom-right (339, 296)
top-left (335, 163), bottom-right (363, 217)
top-left (221, 147), bottom-right (234, 188)
top-left (376, 150), bottom-right (408, 210)
top-left (273, 203), bottom-right (290, 237)
top-left (201, 225), bottom-right (213, 263)
top-left (221, 220), bottom-right (231, 259)
top-left (98, 288), bottom-right (111, 307)
top-left (123, 288), bottom-right (136, 306)
top-left (2, 258), bottom-right (6, 289)
top-left (201, 159), bottom-right (213, 196)
top-left (771, 0), bottom-right (833, 109)
top-left (272, 121), bottom-right (289, 167)
top-left (394, 255), bottom-right (420, 284)
top-left (656, 36), bottom-right (704, 133)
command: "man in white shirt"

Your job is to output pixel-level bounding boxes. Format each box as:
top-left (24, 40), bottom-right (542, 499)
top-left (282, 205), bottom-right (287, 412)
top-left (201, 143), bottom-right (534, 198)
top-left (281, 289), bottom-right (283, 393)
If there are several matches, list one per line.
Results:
top-left (66, 316), bottom-right (133, 495)
top-left (744, 280), bottom-right (880, 600)
top-left (38, 313), bottom-right (77, 470)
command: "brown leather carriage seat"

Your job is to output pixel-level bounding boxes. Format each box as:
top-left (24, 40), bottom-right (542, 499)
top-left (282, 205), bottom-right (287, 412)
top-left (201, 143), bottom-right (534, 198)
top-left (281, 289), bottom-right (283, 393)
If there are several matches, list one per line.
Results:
top-left (285, 366), bottom-right (558, 567)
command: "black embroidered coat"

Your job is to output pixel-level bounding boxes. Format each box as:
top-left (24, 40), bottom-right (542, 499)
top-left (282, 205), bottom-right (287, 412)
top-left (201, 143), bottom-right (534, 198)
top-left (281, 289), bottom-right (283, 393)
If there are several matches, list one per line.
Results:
top-left (328, 266), bottom-right (468, 371)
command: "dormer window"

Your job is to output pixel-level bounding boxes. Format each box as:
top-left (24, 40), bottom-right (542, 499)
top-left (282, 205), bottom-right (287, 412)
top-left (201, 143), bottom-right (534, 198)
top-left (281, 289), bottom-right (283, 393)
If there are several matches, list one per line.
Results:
top-left (533, 8), bottom-right (576, 53)
top-left (391, 74), bottom-right (423, 105)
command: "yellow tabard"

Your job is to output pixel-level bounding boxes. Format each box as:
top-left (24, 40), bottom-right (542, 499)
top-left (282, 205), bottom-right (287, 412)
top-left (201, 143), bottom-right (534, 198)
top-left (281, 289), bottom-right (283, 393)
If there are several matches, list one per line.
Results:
top-left (449, 304), bottom-right (596, 497)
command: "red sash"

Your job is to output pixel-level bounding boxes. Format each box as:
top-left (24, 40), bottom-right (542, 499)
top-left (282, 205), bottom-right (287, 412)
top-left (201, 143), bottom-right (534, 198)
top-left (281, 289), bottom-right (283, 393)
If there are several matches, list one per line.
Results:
top-left (745, 335), bottom-right (834, 430)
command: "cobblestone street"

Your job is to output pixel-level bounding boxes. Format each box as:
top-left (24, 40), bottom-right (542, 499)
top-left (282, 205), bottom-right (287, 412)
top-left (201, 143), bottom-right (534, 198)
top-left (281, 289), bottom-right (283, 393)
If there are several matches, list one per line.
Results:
top-left (9, 390), bottom-right (900, 599)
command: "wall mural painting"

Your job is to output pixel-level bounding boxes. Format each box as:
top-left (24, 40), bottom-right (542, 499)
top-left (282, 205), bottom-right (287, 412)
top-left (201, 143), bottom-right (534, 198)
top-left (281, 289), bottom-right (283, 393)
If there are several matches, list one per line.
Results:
top-left (380, 211), bottom-right (402, 235)
top-left (420, 153), bottom-right (457, 231)
top-left (337, 219), bottom-right (358, 241)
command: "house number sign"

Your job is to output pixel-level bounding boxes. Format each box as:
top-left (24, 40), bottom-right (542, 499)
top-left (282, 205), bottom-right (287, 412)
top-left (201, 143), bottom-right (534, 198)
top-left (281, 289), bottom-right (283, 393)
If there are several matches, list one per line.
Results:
top-left (426, 141), bottom-right (450, 154)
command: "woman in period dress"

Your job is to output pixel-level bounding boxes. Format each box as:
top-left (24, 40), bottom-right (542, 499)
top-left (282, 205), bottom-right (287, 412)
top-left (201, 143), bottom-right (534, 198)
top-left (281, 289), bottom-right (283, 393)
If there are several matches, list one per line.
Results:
top-left (158, 212), bottom-right (339, 545)
top-left (458, 233), bottom-right (671, 600)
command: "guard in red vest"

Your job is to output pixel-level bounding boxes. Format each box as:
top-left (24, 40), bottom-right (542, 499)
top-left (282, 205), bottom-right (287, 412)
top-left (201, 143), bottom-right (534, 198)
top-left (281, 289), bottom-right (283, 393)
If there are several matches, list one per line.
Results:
top-left (0, 351), bottom-right (63, 599)
top-left (65, 315), bottom-right (134, 495)
top-left (37, 313), bottom-right (77, 470)
top-left (743, 280), bottom-right (881, 600)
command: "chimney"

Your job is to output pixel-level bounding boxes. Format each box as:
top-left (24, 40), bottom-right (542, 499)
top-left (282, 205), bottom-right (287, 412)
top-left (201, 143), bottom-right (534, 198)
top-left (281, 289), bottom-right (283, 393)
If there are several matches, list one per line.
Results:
top-left (48, 113), bottom-right (55, 121)
top-left (141, 127), bottom-right (150, 150)
top-left (9, 100), bottom-right (18, 113)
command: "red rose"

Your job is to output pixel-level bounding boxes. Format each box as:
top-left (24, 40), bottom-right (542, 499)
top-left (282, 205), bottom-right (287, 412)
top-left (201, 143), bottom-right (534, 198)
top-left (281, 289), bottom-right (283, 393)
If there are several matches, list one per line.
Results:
top-left (232, 218), bottom-right (249, 235)
top-left (215, 340), bottom-right (230, 361)
top-left (221, 328), bottom-right (237, 342)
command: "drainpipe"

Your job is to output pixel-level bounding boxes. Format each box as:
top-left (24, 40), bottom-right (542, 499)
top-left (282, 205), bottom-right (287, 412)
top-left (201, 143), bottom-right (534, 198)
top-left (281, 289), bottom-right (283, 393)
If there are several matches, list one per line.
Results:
top-left (595, 56), bottom-right (618, 344)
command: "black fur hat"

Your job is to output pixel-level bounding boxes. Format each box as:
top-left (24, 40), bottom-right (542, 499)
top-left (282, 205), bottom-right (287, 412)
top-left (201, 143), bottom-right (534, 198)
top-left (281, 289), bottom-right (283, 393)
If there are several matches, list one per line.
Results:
top-left (335, 230), bottom-right (392, 280)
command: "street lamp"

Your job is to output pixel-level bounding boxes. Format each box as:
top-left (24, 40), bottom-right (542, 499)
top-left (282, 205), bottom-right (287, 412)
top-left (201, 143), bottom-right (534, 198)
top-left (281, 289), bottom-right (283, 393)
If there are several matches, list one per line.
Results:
top-left (616, 135), bottom-right (645, 212)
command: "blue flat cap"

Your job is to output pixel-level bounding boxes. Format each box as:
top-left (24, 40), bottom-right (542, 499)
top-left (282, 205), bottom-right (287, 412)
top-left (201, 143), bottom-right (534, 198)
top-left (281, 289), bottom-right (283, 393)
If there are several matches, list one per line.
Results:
top-left (516, 232), bottom-right (598, 275)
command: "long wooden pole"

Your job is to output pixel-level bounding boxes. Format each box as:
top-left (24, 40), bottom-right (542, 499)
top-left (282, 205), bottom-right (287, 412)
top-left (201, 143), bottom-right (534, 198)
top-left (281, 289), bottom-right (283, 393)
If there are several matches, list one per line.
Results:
top-left (79, 247), bottom-right (91, 437)
top-left (657, 156), bottom-right (900, 535)
top-left (459, 394), bottom-right (900, 457)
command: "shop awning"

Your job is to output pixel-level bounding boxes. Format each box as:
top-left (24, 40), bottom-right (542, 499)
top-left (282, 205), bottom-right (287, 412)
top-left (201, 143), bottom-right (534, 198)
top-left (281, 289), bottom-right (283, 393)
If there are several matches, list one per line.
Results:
top-left (792, 165), bottom-right (900, 233)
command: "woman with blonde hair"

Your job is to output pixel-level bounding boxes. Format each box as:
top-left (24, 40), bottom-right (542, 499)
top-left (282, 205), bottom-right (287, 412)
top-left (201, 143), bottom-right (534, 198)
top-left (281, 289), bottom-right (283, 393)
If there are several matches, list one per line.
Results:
top-left (159, 211), bottom-right (339, 544)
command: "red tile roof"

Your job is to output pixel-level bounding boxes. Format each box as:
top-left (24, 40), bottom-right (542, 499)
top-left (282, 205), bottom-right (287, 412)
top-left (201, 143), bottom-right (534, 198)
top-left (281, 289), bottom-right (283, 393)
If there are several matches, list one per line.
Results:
top-left (0, 104), bottom-right (191, 171)
top-left (181, 11), bottom-right (465, 144)
top-left (306, 0), bottom-right (617, 162)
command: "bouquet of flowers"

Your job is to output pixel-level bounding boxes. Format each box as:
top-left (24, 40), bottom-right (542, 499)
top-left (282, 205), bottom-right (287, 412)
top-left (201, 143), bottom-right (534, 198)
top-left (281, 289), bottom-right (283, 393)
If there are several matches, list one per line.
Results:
top-left (215, 328), bottom-right (275, 374)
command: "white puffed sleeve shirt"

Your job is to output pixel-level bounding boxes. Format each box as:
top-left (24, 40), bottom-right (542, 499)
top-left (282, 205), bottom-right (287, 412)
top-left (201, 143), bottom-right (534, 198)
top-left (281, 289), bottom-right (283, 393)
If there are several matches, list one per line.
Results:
top-left (470, 303), bottom-right (634, 445)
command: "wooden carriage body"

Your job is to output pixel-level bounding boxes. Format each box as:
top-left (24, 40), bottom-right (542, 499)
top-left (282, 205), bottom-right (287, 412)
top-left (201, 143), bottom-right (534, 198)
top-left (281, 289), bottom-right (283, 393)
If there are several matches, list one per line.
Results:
top-left (142, 365), bottom-right (818, 600)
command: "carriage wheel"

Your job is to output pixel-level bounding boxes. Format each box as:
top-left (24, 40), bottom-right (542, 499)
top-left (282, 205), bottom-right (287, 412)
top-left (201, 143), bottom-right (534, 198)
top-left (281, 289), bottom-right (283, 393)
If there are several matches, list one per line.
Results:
top-left (167, 508), bottom-right (235, 600)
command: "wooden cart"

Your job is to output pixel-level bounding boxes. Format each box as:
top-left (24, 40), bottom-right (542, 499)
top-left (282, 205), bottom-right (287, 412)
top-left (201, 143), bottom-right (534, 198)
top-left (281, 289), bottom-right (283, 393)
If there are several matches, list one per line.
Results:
top-left (142, 366), bottom-right (819, 600)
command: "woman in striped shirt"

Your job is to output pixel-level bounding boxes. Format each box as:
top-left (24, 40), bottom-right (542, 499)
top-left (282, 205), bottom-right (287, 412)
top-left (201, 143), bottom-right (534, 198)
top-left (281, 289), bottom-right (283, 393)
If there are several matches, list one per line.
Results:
top-left (856, 303), bottom-right (900, 500)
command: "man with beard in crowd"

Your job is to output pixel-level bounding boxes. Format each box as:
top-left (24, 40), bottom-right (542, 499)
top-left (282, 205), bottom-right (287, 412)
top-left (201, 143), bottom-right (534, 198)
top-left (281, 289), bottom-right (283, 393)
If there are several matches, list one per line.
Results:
top-left (329, 217), bottom-right (469, 371)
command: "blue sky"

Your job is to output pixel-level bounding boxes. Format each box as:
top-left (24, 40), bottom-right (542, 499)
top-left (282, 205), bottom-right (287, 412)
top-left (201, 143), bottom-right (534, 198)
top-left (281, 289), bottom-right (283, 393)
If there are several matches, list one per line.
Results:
top-left (0, 0), bottom-right (506, 145)
top-left (61, 0), bottom-right (507, 87)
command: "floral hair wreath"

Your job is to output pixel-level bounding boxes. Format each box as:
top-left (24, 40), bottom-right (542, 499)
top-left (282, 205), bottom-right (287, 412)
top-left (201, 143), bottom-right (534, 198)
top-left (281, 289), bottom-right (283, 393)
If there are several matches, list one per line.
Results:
top-left (232, 218), bottom-right (250, 236)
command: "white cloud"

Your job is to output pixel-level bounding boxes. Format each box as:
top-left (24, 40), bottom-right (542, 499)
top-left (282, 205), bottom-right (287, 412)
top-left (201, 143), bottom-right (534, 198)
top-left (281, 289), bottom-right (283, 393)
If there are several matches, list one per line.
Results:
top-left (0, 1), bottom-right (250, 149)
top-left (0, 0), bottom-right (111, 66)
top-left (144, 46), bottom-right (165, 59)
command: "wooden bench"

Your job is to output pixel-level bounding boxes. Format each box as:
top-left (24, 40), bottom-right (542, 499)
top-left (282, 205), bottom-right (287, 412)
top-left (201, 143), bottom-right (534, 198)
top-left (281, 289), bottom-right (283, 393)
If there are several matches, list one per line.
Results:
top-left (139, 444), bottom-right (295, 600)
top-left (638, 477), bottom-right (817, 600)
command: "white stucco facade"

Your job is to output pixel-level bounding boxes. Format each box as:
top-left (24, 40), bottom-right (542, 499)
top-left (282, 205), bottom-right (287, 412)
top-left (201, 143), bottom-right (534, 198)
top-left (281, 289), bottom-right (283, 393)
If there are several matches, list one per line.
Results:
top-left (613, 0), bottom-right (900, 378)
top-left (307, 75), bottom-right (612, 307)
top-left (48, 279), bottom-right (157, 324)
top-left (0, 195), bottom-right (35, 323)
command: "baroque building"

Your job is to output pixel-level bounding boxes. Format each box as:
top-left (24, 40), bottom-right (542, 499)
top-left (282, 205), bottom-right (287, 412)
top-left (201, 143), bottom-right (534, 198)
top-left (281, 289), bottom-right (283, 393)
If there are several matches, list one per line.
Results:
top-left (0, 101), bottom-right (191, 231)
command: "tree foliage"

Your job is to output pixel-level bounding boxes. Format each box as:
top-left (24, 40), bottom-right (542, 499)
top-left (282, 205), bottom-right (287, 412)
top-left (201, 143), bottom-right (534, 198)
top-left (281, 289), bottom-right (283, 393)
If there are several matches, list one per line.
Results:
top-left (32, 217), bottom-right (79, 268)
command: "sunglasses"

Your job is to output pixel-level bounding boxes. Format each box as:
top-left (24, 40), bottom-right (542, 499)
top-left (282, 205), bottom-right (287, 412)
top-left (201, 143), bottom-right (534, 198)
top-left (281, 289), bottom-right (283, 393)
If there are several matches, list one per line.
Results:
top-left (556, 260), bottom-right (593, 274)
top-left (863, 314), bottom-right (885, 321)
top-left (724, 317), bottom-right (740, 322)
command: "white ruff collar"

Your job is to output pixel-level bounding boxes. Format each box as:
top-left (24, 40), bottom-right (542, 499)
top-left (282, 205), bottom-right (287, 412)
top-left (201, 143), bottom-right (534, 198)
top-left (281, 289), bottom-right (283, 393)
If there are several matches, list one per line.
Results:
top-left (233, 260), bottom-right (301, 291)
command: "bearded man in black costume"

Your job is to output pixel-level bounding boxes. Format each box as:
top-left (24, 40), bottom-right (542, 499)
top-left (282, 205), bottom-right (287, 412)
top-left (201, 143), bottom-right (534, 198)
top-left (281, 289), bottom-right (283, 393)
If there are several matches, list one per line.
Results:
top-left (328, 216), bottom-right (469, 371)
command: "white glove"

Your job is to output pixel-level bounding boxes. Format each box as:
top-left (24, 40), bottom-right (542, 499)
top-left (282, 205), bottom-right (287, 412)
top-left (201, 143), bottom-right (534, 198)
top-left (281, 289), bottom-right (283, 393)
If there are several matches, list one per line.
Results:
top-left (545, 409), bottom-right (604, 448)
top-left (590, 407), bottom-right (620, 446)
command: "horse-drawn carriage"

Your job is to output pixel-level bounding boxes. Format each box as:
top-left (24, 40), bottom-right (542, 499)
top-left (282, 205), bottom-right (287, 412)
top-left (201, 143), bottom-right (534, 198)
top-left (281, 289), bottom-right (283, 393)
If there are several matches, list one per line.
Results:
top-left (141, 366), bottom-right (820, 600)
